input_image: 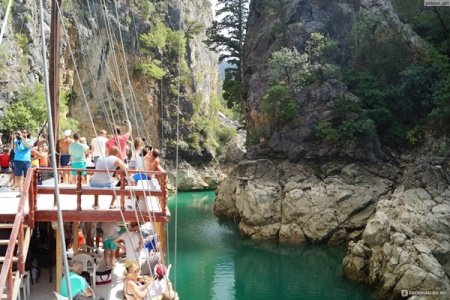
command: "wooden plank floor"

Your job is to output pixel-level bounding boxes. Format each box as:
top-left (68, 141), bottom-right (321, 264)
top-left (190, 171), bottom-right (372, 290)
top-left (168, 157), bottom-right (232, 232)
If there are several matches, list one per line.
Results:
top-left (0, 185), bottom-right (170, 223)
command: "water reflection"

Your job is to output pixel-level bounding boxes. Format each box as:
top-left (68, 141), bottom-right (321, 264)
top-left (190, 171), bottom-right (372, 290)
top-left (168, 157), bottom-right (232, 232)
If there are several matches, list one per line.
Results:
top-left (167, 192), bottom-right (377, 300)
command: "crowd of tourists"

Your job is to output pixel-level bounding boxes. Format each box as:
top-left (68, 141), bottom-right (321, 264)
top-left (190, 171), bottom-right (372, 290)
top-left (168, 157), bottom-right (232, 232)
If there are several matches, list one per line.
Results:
top-left (60, 221), bottom-right (178, 300)
top-left (0, 120), bottom-right (161, 199)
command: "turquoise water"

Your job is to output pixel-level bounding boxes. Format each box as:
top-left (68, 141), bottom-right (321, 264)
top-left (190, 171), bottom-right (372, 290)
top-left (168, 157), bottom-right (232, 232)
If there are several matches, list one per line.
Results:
top-left (166, 191), bottom-right (378, 300)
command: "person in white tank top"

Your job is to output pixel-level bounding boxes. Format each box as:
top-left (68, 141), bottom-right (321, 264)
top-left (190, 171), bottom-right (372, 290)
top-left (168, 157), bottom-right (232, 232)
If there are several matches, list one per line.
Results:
top-left (90, 146), bottom-right (126, 209)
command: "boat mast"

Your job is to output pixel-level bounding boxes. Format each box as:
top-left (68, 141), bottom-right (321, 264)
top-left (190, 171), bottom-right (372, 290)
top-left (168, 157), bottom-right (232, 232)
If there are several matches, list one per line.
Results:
top-left (49, 0), bottom-right (61, 144)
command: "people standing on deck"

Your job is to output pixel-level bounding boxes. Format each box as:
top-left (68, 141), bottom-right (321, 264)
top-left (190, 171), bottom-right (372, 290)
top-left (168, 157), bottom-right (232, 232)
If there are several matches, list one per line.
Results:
top-left (57, 130), bottom-right (74, 183)
top-left (0, 147), bottom-right (10, 173)
top-left (123, 262), bottom-right (154, 300)
top-left (101, 222), bottom-right (120, 269)
top-left (128, 138), bottom-right (144, 170)
top-left (113, 222), bottom-right (144, 268)
top-left (106, 120), bottom-right (132, 163)
top-left (12, 129), bottom-right (33, 197)
top-left (90, 146), bottom-right (126, 209)
top-left (91, 130), bottom-right (108, 165)
top-left (69, 133), bottom-right (90, 184)
top-left (7, 146), bottom-right (15, 189)
top-left (60, 260), bottom-right (95, 300)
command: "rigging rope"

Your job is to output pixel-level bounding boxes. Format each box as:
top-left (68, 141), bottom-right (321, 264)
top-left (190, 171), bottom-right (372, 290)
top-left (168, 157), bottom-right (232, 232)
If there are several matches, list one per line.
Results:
top-left (51, 0), bottom-right (184, 296)
top-left (37, 0), bottom-right (73, 298)
top-left (0, 0), bottom-right (13, 46)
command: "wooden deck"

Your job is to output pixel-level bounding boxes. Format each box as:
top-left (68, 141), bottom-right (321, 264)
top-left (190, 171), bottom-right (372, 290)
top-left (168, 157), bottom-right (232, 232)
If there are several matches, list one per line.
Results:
top-left (0, 167), bottom-right (170, 299)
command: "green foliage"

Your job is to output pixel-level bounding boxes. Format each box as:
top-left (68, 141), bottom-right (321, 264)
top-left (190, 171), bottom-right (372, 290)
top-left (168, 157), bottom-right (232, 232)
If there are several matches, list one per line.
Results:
top-left (0, 45), bottom-right (9, 70)
top-left (350, 11), bottom-right (413, 83)
top-left (316, 121), bottom-right (340, 144)
top-left (262, 85), bottom-right (297, 127)
top-left (405, 125), bottom-right (424, 145)
top-left (63, 17), bottom-right (72, 29)
top-left (205, 0), bottom-right (249, 111)
top-left (134, 60), bottom-right (166, 80)
top-left (140, 21), bottom-right (168, 53)
top-left (330, 97), bottom-right (363, 120)
top-left (268, 47), bottom-right (313, 92)
top-left (185, 19), bottom-right (206, 40)
top-left (15, 33), bottom-right (29, 55)
top-left (140, 0), bottom-right (155, 19)
top-left (222, 68), bottom-right (243, 108)
top-left (187, 132), bottom-right (201, 152)
top-left (2, 0), bottom-right (12, 12)
top-left (0, 83), bottom-right (46, 134)
top-left (58, 88), bottom-right (79, 134)
top-left (246, 128), bottom-right (261, 148)
top-left (316, 98), bottom-right (376, 145)
top-left (177, 140), bottom-right (189, 152)
top-left (205, 0), bottom-right (249, 64)
top-left (218, 126), bottom-right (237, 144)
top-left (393, 0), bottom-right (450, 55)
top-left (191, 92), bottom-right (202, 114)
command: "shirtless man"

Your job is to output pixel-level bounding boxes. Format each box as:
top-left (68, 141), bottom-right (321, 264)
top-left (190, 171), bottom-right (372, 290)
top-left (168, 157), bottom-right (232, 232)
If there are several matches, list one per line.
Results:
top-left (130, 148), bottom-right (160, 184)
top-left (56, 130), bottom-right (74, 183)
top-left (144, 149), bottom-right (160, 171)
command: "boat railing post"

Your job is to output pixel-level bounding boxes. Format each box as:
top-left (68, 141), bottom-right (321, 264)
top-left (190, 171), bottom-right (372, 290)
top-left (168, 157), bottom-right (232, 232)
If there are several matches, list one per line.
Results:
top-left (17, 220), bottom-right (25, 274)
top-left (76, 170), bottom-right (82, 210)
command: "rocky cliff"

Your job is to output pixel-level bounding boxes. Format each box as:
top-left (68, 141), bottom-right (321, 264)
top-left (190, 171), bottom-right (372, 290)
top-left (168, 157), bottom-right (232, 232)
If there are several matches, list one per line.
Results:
top-left (0, 0), bottom-right (224, 190)
top-left (215, 0), bottom-right (450, 298)
top-left (343, 163), bottom-right (450, 299)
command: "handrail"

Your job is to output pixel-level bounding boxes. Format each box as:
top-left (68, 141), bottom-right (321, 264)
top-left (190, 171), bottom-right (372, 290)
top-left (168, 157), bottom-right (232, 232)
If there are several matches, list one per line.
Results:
top-left (34, 167), bottom-right (169, 211)
top-left (0, 168), bottom-right (35, 299)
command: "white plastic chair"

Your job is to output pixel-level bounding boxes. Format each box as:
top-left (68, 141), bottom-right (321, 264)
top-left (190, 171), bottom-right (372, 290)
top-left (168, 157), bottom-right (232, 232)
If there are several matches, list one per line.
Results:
top-left (53, 291), bottom-right (69, 300)
top-left (72, 252), bottom-right (99, 289)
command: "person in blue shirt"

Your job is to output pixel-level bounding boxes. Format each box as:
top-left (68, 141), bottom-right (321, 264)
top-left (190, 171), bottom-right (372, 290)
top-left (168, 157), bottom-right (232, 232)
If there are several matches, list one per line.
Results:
top-left (60, 261), bottom-right (94, 299)
top-left (13, 129), bottom-right (33, 197)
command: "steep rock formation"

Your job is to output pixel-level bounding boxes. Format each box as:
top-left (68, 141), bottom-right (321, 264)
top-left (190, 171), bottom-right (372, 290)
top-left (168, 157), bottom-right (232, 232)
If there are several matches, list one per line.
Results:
top-left (343, 163), bottom-right (450, 299)
top-left (215, 159), bottom-right (396, 243)
top-left (0, 0), bottom-right (224, 189)
top-left (216, 0), bottom-right (450, 298)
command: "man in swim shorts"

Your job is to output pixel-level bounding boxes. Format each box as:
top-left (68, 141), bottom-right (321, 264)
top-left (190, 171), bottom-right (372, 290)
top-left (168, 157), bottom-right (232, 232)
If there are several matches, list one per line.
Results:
top-left (57, 129), bottom-right (74, 183)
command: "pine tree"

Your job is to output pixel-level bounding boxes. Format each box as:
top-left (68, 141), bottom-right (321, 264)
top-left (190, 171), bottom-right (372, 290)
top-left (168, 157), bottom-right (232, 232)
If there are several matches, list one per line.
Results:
top-left (205, 0), bottom-right (249, 108)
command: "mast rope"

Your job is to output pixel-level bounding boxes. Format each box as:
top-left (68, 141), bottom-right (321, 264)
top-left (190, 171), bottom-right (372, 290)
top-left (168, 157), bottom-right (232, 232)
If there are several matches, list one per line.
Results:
top-left (0, 0), bottom-right (13, 46)
top-left (37, 0), bottom-right (73, 298)
top-left (51, 0), bottom-right (184, 296)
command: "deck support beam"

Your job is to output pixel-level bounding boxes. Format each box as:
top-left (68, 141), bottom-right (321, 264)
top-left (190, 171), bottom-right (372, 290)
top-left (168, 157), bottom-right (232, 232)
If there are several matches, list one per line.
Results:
top-left (52, 221), bottom-right (62, 292)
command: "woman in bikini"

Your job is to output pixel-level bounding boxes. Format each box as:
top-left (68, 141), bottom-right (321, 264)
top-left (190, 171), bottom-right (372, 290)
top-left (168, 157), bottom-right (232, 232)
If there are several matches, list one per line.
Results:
top-left (123, 263), bottom-right (153, 300)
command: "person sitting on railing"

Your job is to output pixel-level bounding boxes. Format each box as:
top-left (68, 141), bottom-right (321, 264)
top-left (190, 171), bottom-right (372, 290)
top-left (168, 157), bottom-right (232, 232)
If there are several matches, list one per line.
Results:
top-left (130, 148), bottom-right (160, 185)
top-left (60, 261), bottom-right (95, 300)
top-left (90, 146), bottom-right (126, 209)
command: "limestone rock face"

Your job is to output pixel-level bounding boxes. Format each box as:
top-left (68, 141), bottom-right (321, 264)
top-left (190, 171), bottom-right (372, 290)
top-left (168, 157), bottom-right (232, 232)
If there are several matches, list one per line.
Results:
top-left (343, 163), bottom-right (450, 299)
top-left (167, 160), bottom-right (226, 192)
top-left (1, 0), bottom-right (224, 190)
top-left (214, 159), bottom-right (395, 243)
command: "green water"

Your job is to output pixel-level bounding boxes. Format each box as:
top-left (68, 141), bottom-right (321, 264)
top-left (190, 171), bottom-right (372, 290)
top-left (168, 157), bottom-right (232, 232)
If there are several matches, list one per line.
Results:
top-left (166, 191), bottom-right (378, 300)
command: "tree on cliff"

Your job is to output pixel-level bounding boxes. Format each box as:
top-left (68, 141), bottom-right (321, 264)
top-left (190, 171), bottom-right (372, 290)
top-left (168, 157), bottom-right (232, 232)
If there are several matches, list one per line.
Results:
top-left (205, 0), bottom-right (249, 109)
